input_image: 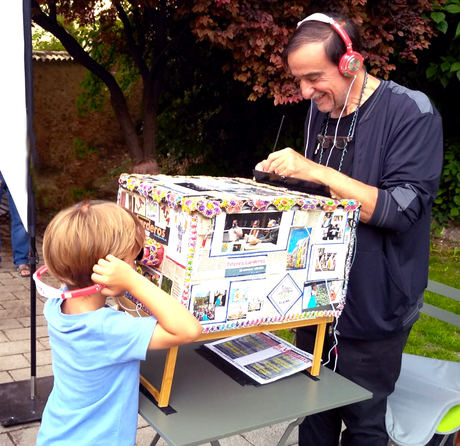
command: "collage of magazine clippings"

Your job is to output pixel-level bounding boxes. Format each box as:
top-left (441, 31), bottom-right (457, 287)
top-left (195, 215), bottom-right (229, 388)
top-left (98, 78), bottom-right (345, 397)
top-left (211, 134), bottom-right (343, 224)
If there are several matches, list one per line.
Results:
top-left (204, 331), bottom-right (314, 385)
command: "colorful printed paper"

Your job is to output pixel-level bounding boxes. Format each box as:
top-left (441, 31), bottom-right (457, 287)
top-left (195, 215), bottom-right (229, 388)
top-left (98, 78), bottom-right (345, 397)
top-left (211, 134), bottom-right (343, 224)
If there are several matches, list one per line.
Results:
top-left (117, 173), bottom-right (360, 333)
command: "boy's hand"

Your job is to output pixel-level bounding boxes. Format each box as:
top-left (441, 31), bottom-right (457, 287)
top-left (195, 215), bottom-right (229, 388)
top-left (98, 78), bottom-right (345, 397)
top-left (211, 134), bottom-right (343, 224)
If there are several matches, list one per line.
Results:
top-left (91, 254), bottom-right (137, 297)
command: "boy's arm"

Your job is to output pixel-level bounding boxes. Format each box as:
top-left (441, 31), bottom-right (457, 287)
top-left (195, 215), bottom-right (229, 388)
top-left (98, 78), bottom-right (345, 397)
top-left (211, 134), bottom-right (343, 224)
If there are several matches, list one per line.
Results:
top-left (92, 255), bottom-right (202, 350)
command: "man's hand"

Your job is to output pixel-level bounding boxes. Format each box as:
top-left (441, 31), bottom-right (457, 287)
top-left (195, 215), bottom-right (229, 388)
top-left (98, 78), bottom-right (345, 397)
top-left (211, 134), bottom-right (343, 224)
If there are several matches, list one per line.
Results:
top-left (91, 254), bottom-right (137, 297)
top-left (255, 147), bottom-right (377, 222)
top-left (255, 148), bottom-right (324, 183)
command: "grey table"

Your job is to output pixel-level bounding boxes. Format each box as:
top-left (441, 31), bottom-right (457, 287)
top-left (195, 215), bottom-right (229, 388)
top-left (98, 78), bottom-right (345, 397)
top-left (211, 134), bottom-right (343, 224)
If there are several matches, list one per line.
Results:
top-left (139, 342), bottom-right (372, 446)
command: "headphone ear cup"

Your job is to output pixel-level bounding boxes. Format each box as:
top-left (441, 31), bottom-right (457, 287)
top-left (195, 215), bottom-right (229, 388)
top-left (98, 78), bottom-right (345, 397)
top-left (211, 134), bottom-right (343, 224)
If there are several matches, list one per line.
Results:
top-left (339, 51), bottom-right (364, 77)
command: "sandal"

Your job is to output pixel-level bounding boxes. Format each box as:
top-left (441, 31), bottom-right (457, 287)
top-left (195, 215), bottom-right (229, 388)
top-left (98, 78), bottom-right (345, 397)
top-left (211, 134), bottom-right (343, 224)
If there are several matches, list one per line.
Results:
top-left (17, 264), bottom-right (31, 278)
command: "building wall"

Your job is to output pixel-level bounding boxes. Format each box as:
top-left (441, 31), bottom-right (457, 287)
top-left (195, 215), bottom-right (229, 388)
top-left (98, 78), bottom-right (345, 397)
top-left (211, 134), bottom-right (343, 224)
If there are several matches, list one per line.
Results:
top-left (32, 57), bottom-right (141, 219)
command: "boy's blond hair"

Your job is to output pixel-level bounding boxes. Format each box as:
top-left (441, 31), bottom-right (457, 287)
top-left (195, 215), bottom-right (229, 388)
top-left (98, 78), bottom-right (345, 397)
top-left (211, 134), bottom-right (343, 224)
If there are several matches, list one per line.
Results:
top-left (43, 200), bottom-right (145, 289)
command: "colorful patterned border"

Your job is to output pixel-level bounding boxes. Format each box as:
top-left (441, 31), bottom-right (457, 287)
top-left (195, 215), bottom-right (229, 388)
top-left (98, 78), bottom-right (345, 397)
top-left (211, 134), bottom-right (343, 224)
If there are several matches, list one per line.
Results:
top-left (119, 173), bottom-right (360, 217)
top-left (120, 291), bottom-right (343, 334)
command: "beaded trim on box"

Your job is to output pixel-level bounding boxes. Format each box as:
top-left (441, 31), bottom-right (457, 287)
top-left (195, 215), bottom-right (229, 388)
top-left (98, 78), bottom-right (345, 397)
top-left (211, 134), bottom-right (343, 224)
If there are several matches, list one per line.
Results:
top-left (117, 173), bottom-right (360, 333)
top-left (119, 173), bottom-right (359, 217)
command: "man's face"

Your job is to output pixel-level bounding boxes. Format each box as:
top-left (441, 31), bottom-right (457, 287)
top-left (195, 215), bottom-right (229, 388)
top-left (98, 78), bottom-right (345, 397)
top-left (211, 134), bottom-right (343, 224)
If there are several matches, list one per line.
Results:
top-left (288, 41), bottom-right (351, 117)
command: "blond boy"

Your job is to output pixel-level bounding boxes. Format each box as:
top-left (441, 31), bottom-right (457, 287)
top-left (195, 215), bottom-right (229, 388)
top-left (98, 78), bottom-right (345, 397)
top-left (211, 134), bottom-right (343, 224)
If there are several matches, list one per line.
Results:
top-left (36, 201), bottom-right (202, 446)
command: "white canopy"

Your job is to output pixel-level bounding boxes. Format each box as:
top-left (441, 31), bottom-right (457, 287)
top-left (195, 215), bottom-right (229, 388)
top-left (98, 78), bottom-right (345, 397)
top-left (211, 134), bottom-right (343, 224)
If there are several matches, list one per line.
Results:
top-left (0, 1), bottom-right (29, 230)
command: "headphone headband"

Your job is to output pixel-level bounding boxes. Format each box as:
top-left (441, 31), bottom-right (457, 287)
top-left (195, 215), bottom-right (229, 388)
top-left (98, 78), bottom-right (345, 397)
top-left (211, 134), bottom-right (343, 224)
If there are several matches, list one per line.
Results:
top-left (34, 265), bottom-right (104, 299)
top-left (296, 13), bottom-right (363, 77)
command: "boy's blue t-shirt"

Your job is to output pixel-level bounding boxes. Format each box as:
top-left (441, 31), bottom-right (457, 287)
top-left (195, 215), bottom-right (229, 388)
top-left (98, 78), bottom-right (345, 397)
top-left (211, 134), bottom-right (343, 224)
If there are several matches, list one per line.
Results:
top-left (36, 298), bottom-right (157, 446)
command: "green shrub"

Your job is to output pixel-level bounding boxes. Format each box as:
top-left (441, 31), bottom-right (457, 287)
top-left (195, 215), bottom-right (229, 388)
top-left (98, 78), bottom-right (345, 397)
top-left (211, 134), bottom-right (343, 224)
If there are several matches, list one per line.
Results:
top-left (72, 137), bottom-right (99, 160)
top-left (433, 141), bottom-right (460, 226)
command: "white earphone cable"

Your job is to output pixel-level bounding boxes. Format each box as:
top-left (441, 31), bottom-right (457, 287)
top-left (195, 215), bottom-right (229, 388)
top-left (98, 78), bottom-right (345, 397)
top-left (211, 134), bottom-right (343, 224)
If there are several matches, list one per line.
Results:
top-left (304, 101), bottom-right (314, 158)
top-left (325, 74), bottom-right (357, 167)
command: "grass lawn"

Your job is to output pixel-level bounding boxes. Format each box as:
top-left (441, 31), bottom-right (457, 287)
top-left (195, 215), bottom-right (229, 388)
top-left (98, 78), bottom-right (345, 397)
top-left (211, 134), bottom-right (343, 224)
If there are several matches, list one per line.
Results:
top-left (404, 239), bottom-right (460, 361)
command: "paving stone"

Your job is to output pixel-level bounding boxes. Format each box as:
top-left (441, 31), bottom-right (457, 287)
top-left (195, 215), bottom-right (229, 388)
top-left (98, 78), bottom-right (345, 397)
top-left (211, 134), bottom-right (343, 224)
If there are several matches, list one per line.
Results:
top-left (24, 349), bottom-right (52, 366)
top-left (242, 421), bottom-right (299, 446)
top-left (0, 269), bottom-right (15, 275)
top-left (0, 339), bottom-right (47, 357)
top-left (4, 327), bottom-right (30, 341)
top-left (0, 422), bottom-right (26, 435)
top-left (17, 315), bottom-right (47, 328)
top-left (217, 435), bottom-right (255, 445)
top-left (0, 278), bottom-right (29, 288)
top-left (135, 425), bottom-right (169, 446)
top-left (9, 365), bottom-right (53, 382)
top-left (0, 293), bottom-right (17, 306)
top-left (0, 319), bottom-right (22, 330)
top-left (0, 341), bottom-right (32, 356)
top-left (37, 338), bottom-right (50, 350)
top-left (5, 326), bottom-right (49, 342)
top-left (0, 354), bottom-right (29, 372)
top-left (136, 415), bottom-right (150, 429)
top-left (0, 285), bottom-right (29, 295)
top-left (35, 302), bottom-right (45, 314)
top-left (0, 304), bottom-right (31, 319)
top-left (0, 371), bottom-right (12, 384)
top-left (2, 297), bottom-right (30, 318)
top-left (8, 424), bottom-right (40, 446)
top-left (0, 270), bottom-right (15, 277)
top-left (0, 433), bottom-right (14, 446)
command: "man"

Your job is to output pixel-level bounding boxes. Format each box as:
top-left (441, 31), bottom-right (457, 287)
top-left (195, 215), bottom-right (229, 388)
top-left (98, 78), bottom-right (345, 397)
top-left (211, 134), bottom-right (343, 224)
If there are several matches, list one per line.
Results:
top-left (261, 219), bottom-right (279, 244)
top-left (255, 12), bottom-right (443, 446)
top-left (228, 219), bottom-right (243, 241)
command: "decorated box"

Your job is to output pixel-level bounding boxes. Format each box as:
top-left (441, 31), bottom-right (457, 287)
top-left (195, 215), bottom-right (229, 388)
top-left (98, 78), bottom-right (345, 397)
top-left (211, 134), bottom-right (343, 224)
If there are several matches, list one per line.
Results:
top-left (117, 173), bottom-right (360, 334)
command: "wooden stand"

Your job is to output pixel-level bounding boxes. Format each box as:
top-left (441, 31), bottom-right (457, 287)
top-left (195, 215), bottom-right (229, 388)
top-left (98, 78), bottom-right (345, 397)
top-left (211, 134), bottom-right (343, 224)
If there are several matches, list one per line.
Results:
top-left (139, 316), bottom-right (333, 408)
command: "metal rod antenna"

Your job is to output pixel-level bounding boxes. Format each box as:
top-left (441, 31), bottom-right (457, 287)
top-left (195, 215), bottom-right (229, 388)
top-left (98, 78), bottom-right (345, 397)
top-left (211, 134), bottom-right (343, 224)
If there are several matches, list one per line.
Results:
top-left (272, 115), bottom-right (285, 152)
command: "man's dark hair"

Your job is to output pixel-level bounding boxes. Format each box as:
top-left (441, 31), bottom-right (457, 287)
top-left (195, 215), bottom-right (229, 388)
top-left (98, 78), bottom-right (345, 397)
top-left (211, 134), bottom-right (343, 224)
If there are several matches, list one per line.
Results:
top-left (281, 12), bottom-right (363, 70)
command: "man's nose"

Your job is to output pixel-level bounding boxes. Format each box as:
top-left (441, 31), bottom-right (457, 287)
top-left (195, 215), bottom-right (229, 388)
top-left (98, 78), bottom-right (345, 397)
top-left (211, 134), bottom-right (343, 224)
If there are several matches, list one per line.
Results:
top-left (300, 79), bottom-right (314, 99)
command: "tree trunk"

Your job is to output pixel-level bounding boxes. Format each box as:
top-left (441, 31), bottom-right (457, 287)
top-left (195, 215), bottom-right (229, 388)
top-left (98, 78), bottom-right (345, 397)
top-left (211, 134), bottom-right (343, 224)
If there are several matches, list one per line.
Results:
top-left (109, 87), bottom-right (144, 163)
top-left (32, 2), bottom-right (143, 163)
top-left (142, 76), bottom-right (157, 161)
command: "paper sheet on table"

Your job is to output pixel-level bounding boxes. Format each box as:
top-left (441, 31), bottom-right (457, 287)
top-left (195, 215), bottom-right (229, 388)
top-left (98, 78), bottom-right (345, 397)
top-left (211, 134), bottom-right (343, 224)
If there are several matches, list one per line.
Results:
top-left (205, 331), bottom-right (313, 384)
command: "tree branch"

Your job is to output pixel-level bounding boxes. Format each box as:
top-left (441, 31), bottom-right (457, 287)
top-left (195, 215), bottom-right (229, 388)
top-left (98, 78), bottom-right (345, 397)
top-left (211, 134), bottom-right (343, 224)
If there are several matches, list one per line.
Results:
top-left (127, 0), bottom-right (146, 51)
top-left (114, 0), bottom-right (149, 78)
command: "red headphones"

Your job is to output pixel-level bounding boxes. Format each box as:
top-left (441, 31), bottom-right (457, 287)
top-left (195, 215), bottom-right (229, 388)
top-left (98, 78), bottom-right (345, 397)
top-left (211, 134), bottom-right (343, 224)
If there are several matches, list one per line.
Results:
top-left (34, 265), bottom-right (104, 299)
top-left (297, 13), bottom-right (364, 77)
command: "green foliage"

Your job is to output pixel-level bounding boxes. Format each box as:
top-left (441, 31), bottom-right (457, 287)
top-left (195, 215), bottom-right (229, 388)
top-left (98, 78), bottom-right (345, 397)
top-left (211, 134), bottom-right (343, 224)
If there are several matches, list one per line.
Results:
top-left (76, 73), bottom-right (107, 116)
top-left (107, 158), bottom-right (132, 179)
top-left (157, 89), bottom-right (218, 169)
top-left (432, 141), bottom-right (460, 225)
top-left (155, 38), bottom-right (305, 177)
top-left (71, 187), bottom-right (97, 202)
top-left (187, 0), bottom-right (439, 104)
top-left (73, 23), bottom-right (140, 116)
top-left (72, 137), bottom-right (98, 159)
top-left (426, 0), bottom-right (460, 87)
top-left (32, 25), bottom-right (65, 51)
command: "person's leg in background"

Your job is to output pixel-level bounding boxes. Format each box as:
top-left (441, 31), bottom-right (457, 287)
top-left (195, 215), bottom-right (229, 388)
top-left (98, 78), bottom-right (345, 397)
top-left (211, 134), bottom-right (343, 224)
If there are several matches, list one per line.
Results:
top-left (0, 171), bottom-right (5, 265)
top-left (6, 185), bottom-right (30, 276)
top-left (297, 326), bottom-right (410, 446)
